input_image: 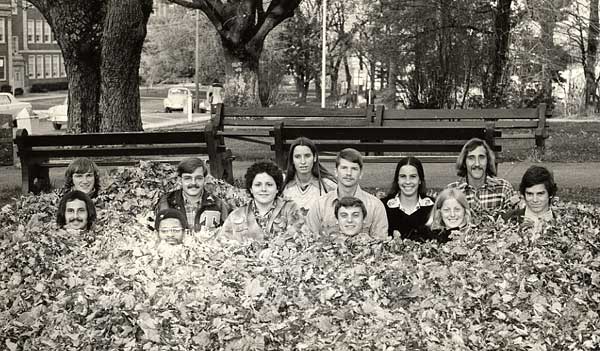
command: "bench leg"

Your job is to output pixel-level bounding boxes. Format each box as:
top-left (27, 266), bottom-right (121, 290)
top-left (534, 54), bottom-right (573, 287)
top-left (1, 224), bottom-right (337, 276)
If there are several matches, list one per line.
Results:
top-left (223, 150), bottom-right (234, 184)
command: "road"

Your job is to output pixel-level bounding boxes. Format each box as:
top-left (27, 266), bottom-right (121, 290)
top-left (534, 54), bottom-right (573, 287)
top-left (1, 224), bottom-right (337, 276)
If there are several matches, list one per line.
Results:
top-left (23, 93), bottom-right (210, 134)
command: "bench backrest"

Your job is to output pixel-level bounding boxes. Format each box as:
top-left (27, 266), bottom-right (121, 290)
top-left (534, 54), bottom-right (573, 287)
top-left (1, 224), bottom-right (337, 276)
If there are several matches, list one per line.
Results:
top-left (212, 103), bottom-right (380, 128)
top-left (14, 125), bottom-right (223, 159)
top-left (271, 121), bottom-right (500, 168)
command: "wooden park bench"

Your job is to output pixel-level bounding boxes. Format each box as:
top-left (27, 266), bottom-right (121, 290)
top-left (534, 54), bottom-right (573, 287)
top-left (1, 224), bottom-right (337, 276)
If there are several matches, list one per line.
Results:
top-left (13, 126), bottom-right (233, 194)
top-left (271, 120), bottom-right (501, 169)
top-left (378, 103), bottom-right (551, 155)
top-left (209, 103), bottom-right (381, 147)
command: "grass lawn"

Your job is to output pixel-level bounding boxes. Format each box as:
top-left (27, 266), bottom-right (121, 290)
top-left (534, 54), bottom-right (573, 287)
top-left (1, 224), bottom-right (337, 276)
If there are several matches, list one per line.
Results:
top-left (2, 121), bottom-right (599, 207)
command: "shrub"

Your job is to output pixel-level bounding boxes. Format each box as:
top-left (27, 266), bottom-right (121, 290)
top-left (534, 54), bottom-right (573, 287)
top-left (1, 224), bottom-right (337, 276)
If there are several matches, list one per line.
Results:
top-left (0, 162), bottom-right (598, 350)
top-left (14, 88), bottom-right (23, 96)
top-left (30, 82), bottom-right (68, 93)
top-left (0, 84), bottom-right (12, 93)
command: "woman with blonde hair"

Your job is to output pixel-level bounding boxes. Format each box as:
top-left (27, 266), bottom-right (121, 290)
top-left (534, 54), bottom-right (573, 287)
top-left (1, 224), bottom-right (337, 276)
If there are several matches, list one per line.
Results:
top-left (426, 188), bottom-right (472, 243)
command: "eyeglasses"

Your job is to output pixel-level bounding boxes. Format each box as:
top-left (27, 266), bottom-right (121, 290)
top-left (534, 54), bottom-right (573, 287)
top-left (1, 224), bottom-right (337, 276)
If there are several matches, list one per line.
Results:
top-left (159, 227), bottom-right (184, 234)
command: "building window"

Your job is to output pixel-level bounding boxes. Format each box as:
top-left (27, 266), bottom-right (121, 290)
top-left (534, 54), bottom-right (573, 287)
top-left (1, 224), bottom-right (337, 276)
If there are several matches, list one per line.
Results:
top-left (44, 22), bottom-right (51, 43)
top-left (0, 57), bottom-right (5, 81)
top-left (52, 54), bottom-right (59, 77)
top-left (45, 55), bottom-right (51, 78)
top-left (12, 0), bottom-right (17, 15)
top-left (36, 55), bottom-right (43, 78)
top-left (35, 20), bottom-right (42, 43)
top-left (27, 20), bottom-right (34, 43)
top-left (28, 56), bottom-right (35, 78)
top-left (60, 56), bottom-right (66, 77)
top-left (12, 36), bottom-right (18, 53)
top-left (0, 19), bottom-right (5, 43)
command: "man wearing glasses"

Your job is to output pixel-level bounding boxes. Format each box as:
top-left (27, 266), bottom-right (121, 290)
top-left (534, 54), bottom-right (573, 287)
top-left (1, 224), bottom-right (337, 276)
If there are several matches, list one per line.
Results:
top-left (156, 157), bottom-right (229, 232)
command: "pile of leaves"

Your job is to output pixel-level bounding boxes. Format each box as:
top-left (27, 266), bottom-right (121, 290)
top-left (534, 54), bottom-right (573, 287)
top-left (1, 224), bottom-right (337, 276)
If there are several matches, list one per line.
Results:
top-left (1, 162), bottom-right (599, 350)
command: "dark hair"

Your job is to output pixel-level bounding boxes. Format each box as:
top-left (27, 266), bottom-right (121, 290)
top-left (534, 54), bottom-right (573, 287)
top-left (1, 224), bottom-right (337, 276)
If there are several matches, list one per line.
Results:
top-left (335, 148), bottom-right (363, 169)
top-left (283, 137), bottom-right (336, 193)
top-left (57, 190), bottom-right (97, 230)
top-left (155, 209), bottom-right (186, 231)
top-left (244, 161), bottom-right (284, 196)
top-left (334, 196), bottom-right (367, 219)
top-left (63, 158), bottom-right (101, 198)
top-left (456, 138), bottom-right (497, 178)
top-left (386, 156), bottom-right (427, 198)
top-left (177, 157), bottom-right (208, 177)
top-left (519, 166), bottom-right (557, 198)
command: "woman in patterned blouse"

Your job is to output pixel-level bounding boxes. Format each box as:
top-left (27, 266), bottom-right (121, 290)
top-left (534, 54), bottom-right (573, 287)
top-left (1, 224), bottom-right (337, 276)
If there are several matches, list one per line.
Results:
top-left (221, 161), bottom-right (303, 242)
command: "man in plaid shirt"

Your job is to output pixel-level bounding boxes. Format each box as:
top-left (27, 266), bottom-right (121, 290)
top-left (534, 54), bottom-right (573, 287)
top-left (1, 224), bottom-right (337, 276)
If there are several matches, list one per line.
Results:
top-left (447, 138), bottom-right (519, 216)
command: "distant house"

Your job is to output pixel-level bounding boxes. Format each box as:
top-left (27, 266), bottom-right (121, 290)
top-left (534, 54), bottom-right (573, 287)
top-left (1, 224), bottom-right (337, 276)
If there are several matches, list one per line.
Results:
top-left (0, 0), bottom-right (66, 93)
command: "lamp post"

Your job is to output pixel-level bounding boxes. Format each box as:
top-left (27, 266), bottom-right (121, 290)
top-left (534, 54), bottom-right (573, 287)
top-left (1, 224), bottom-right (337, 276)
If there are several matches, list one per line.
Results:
top-left (194, 9), bottom-right (200, 112)
top-left (321, 0), bottom-right (327, 108)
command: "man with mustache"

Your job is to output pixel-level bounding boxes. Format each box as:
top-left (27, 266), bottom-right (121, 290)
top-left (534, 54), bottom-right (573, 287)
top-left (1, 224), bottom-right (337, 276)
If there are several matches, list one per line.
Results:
top-left (57, 190), bottom-right (96, 231)
top-left (306, 148), bottom-right (388, 239)
top-left (447, 138), bottom-right (518, 216)
top-left (156, 157), bottom-right (229, 232)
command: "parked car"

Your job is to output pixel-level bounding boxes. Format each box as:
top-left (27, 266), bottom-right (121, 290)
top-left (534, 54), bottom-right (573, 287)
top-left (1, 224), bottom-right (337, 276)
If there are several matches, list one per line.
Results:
top-left (163, 87), bottom-right (191, 113)
top-left (0, 92), bottom-right (33, 127)
top-left (47, 96), bottom-right (68, 130)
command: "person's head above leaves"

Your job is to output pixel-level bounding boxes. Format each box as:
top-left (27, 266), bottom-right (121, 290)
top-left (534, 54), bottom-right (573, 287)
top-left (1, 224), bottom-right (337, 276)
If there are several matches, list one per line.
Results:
top-left (64, 157), bottom-right (101, 197)
top-left (57, 190), bottom-right (97, 231)
top-left (155, 209), bottom-right (187, 245)
top-left (177, 157), bottom-right (209, 200)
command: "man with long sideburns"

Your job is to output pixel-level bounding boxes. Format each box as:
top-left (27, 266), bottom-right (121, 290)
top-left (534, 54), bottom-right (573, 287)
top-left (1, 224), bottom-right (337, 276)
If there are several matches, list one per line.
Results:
top-left (447, 138), bottom-right (518, 216)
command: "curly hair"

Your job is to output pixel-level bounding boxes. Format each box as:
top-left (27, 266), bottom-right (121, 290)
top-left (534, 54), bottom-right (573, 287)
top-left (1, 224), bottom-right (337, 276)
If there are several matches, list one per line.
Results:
top-left (283, 137), bottom-right (336, 192)
top-left (519, 166), bottom-right (557, 198)
top-left (244, 161), bottom-right (284, 196)
top-left (63, 158), bottom-right (101, 198)
top-left (455, 138), bottom-right (497, 178)
top-left (57, 190), bottom-right (97, 230)
top-left (428, 188), bottom-right (472, 230)
top-left (385, 156), bottom-right (428, 199)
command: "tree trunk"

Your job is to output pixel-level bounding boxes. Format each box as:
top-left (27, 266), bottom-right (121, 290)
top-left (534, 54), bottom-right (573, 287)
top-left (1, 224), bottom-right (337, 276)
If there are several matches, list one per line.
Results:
top-left (344, 56), bottom-right (352, 94)
top-left (585, 0), bottom-right (599, 113)
top-left (221, 48), bottom-right (260, 106)
top-left (66, 59), bottom-right (102, 132)
top-left (484, 0), bottom-right (512, 107)
top-left (99, 0), bottom-right (151, 132)
top-left (329, 57), bottom-right (341, 101)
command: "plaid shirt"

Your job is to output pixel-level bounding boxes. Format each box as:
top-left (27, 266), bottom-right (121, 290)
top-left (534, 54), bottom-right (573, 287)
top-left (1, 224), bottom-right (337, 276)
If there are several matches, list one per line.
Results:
top-left (447, 176), bottom-right (518, 215)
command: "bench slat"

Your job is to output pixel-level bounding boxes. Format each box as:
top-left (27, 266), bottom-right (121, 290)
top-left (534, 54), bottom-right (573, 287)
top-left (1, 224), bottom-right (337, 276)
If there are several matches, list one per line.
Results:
top-left (383, 108), bottom-right (539, 120)
top-left (220, 106), bottom-right (371, 118)
top-left (20, 145), bottom-right (219, 159)
top-left (17, 131), bottom-right (208, 147)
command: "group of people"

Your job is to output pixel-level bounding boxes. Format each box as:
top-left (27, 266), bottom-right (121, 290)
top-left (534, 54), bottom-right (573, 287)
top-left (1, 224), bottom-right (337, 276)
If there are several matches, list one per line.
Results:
top-left (55, 136), bottom-right (558, 245)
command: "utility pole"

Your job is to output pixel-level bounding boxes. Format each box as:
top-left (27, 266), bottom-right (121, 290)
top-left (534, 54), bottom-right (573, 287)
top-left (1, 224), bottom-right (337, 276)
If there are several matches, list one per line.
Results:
top-left (194, 9), bottom-right (200, 112)
top-left (321, 0), bottom-right (327, 108)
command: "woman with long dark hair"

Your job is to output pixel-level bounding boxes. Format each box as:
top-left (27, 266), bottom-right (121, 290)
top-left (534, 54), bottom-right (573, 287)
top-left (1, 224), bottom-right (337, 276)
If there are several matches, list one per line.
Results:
top-left (381, 156), bottom-right (434, 239)
top-left (282, 137), bottom-right (336, 214)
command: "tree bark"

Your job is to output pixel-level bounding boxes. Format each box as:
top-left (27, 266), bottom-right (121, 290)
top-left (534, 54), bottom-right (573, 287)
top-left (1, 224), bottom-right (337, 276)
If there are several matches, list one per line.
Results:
top-left (100, 0), bottom-right (151, 131)
top-left (169, 0), bottom-right (302, 106)
top-left (30, 0), bottom-right (151, 133)
top-left (484, 0), bottom-right (512, 107)
top-left (585, 0), bottom-right (599, 113)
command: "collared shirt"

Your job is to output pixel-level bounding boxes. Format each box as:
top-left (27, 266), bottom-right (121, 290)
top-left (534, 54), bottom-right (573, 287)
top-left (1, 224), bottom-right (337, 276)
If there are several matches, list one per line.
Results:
top-left (182, 191), bottom-right (203, 228)
top-left (386, 195), bottom-right (434, 215)
top-left (306, 185), bottom-right (388, 239)
top-left (282, 177), bottom-right (336, 214)
top-left (250, 200), bottom-right (276, 232)
top-left (447, 176), bottom-right (518, 215)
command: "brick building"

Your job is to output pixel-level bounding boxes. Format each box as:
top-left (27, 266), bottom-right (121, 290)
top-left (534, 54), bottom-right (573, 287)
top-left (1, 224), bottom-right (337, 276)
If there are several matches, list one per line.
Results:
top-left (0, 0), bottom-right (66, 94)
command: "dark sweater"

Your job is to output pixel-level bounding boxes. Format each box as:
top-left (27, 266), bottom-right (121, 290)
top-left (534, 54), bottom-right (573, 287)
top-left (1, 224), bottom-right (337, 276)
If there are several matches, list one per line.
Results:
top-left (382, 195), bottom-right (434, 238)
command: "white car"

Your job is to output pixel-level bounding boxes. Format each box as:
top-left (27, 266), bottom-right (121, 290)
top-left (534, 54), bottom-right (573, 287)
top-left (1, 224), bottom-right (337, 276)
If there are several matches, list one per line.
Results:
top-left (0, 93), bottom-right (33, 126)
top-left (163, 87), bottom-right (191, 113)
top-left (47, 97), bottom-right (68, 130)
